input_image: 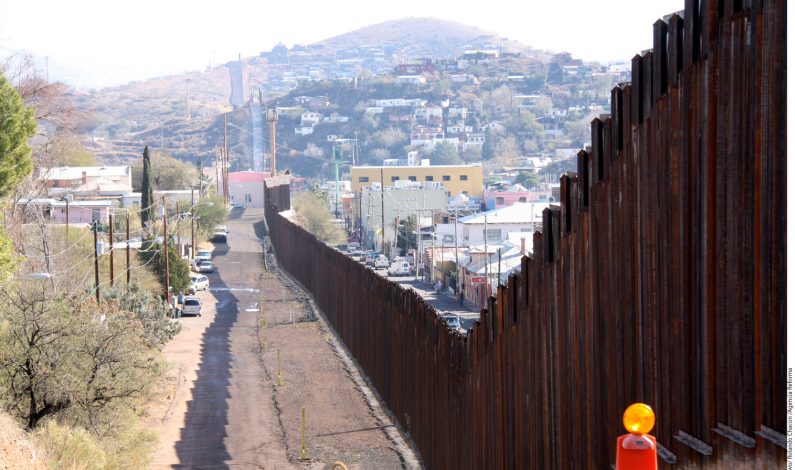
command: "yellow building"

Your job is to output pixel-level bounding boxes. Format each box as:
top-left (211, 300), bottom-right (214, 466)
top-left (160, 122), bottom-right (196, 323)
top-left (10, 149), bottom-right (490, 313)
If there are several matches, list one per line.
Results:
top-left (350, 164), bottom-right (484, 197)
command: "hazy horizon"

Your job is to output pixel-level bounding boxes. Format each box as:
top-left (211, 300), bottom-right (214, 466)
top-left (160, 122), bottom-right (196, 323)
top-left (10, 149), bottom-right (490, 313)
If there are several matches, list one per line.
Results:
top-left (0, 1), bottom-right (683, 89)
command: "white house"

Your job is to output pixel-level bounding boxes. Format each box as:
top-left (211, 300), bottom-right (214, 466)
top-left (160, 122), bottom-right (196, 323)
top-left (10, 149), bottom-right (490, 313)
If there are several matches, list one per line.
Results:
top-left (300, 112), bottom-right (322, 126)
top-left (460, 202), bottom-right (549, 245)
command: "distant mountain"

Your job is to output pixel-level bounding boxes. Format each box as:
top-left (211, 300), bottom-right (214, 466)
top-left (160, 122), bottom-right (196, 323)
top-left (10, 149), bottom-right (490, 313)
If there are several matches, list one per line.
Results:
top-left (71, 17), bottom-right (539, 165)
top-left (312, 17), bottom-right (525, 56)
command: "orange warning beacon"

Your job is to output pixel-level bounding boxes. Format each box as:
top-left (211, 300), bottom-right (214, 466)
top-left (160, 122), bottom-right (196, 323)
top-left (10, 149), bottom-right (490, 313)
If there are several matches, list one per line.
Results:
top-left (616, 403), bottom-right (658, 470)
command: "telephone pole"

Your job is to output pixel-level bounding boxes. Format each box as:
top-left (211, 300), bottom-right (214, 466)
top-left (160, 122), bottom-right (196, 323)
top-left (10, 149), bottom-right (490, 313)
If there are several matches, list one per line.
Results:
top-left (163, 196), bottom-right (170, 301)
top-left (454, 205), bottom-right (459, 293)
top-left (380, 168), bottom-right (386, 256)
top-left (269, 109), bottom-right (278, 177)
top-left (65, 198), bottom-right (70, 240)
top-left (126, 211), bottom-right (131, 287)
top-left (93, 221), bottom-right (100, 303)
top-left (191, 188), bottom-right (196, 259)
top-left (176, 201), bottom-right (181, 251)
top-left (109, 212), bottom-right (114, 286)
top-left (223, 115), bottom-right (230, 206)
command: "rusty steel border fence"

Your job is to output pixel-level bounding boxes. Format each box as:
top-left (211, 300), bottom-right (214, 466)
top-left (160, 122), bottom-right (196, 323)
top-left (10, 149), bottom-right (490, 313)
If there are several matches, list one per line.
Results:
top-left (264, 0), bottom-right (786, 467)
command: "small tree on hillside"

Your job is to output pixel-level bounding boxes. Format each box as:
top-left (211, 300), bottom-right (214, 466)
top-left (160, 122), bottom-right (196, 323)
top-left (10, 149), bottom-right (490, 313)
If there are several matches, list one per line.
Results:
top-left (140, 145), bottom-right (155, 227)
top-left (0, 74), bottom-right (36, 198)
top-left (431, 141), bottom-right (461, 165)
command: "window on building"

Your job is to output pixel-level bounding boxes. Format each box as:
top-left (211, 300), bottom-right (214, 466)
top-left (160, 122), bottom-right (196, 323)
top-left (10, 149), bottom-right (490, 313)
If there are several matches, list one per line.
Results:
top-left (460, 175), bottom-right (468, 181)
top-left (486, 228), bottom-right (501, 243)
top-left (442, 175), bottom-right (451, 181)
top-left (496, 197), bottom-right (505, 205)
top-left (245, 194), bottom-right (252, 203)
top-left (358, 176), bottom-right (369, 182)
top-left (462, 191), bottom-right (469, 196)
top-left (391, 176), bottom-right (399, 182)
top-left (408, 176), bottom-right (417, 182)
top-left (518, 197), bottom-right (527, 203)
top-left (425, 175), bottom-right (434, 181)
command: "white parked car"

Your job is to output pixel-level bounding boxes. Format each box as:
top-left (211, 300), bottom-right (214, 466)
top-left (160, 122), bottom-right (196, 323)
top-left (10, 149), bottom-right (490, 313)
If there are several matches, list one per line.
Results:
top-left (374, 255), bottom-right (390, 269)
top-left (181, 296), bottom-right (202, 316)
top-left (192, 249), bottom-right (212, 270)
top-left (189, 275), bottom-right (209, 294)
top-left (198, 260), bottom-right (215, 273)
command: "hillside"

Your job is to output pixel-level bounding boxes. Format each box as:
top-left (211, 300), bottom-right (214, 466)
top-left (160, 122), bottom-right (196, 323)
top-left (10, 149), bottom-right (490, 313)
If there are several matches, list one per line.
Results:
top-left (313, 17), bottom-right (524, 56)
top-left (68, 17), bottom-right (563, 170)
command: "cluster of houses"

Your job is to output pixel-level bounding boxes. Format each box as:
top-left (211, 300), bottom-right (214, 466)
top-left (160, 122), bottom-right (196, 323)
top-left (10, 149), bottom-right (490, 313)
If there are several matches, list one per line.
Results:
top-left (319, 159), bottom-right (559, 309)
top-left (14, 166), bottom-right (196, 228)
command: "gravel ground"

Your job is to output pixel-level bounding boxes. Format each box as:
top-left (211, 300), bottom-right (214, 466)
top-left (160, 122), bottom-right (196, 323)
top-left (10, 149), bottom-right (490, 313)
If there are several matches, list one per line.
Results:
top-left (145, 208), bottom-right (418, 469)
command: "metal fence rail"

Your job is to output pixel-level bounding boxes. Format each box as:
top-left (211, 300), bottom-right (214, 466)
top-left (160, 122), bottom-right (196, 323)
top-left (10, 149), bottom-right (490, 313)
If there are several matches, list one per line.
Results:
top-left (265, 0), bottom-right (785, 467)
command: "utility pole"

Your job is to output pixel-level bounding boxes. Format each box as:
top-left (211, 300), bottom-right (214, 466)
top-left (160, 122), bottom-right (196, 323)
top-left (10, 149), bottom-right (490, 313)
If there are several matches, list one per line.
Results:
top-left (415, 208), bottom-right (421, 280)
top-left (358, 189), bottom-right (363, 243)
top-left (353, 131), bottom-right (358, 166)
top-left (93, 221), bottom-right (100, 303)
top-left (454, 205), bottom-right (459, 293)
top-left (176, 201), bottom-right (181, 252)
top-left (334, 145), bottom-right (340, 218)
top-left (484, 211), bottom-right (489, 305)
top-left (269, 109), bottom-right (278, 177)
top-left (65, 198), bottom-right (69, 240)
top-left (216, 148), bottom-right (221, 195)
top-left (163, 196), bottom-right (170, 302)
top-left (126, 211), bottom-right (131, 287)
top-left (380, 168), bottom-right (386, 256)
top-left (191, 188), bottom-right (196, 259)
top-left (431, 210), bottom-right (435, 283)
top-left (394, 216), bottom-right (399, 256)
top-left (223, 115), bottom-right (230, 206)
top-left (109, 212), bottom-right (114, 287)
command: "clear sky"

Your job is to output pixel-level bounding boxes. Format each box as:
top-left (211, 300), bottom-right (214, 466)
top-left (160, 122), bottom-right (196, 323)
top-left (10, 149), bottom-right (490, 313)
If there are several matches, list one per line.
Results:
top-left (0, 0), bottom-right (683, 89)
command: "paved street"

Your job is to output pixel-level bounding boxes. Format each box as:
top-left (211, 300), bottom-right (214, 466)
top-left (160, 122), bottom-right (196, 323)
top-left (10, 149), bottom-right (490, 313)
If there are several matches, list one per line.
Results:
top-left (380, 270), bottom-right (483, 331)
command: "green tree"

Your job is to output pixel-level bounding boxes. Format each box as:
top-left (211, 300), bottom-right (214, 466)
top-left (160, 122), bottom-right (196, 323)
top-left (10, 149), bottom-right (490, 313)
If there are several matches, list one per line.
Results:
top-left (482, 129), bottom-right (498, 160)
top-left (193, 193), bottom-right (227, 238)
top-left (102, 284), bottom-right (181, 348)
top-left (0, 285), bottom-right (162, 430)
top-left (292, 191), bottom-right (346, 244)
top-left (431, 141), bottom-right (461, 165)
top-left (139, 241), bottom-right (190, 295)
top-left (140, 146), bottom-right (155, 227)
top-left (397, 214), bottom-right (417, 254)
top-left (514, 171), bottom-right (541, 189)
top-left (0, 74), bottom-right (36, 198)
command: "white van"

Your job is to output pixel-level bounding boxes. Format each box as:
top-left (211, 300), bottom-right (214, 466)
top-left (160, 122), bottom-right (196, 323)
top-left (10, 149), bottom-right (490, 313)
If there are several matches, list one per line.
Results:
top-left (387, 261), bottom-right (411, 276)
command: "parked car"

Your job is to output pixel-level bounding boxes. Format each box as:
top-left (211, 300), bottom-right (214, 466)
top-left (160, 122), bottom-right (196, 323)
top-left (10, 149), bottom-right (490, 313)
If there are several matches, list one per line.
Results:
top-left (181, 296), bottom-right (202, 316)
top-left (192, 249), bottom-right (212, 271)
top-left (189, 275), bottom-right (209, 294)
top-left (231, 202), bottom-right (247, 209)
top-left (198, 260), bottom-right (215, 273)
top-left (214, 225), bottom-right (228, 234)
top-left (374, 255), bottom-right (390, 269)
top-left (212, 230), bottom-right (227, 243)
top-left (443, 314), bottom-right (465, 334)
top-left (365, 252), bottom-right (379, 266)
top-left (387, 261), bottom-right (412, 276)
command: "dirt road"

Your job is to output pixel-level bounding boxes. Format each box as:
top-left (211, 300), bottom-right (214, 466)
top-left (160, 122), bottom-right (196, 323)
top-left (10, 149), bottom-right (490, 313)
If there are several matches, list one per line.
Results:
top-left (146, 208), bottom-right (417, 469)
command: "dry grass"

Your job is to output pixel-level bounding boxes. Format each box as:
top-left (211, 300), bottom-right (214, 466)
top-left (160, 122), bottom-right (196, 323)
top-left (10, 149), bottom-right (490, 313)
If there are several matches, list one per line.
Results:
top-left (0, 412), bottom-right (48, 470)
